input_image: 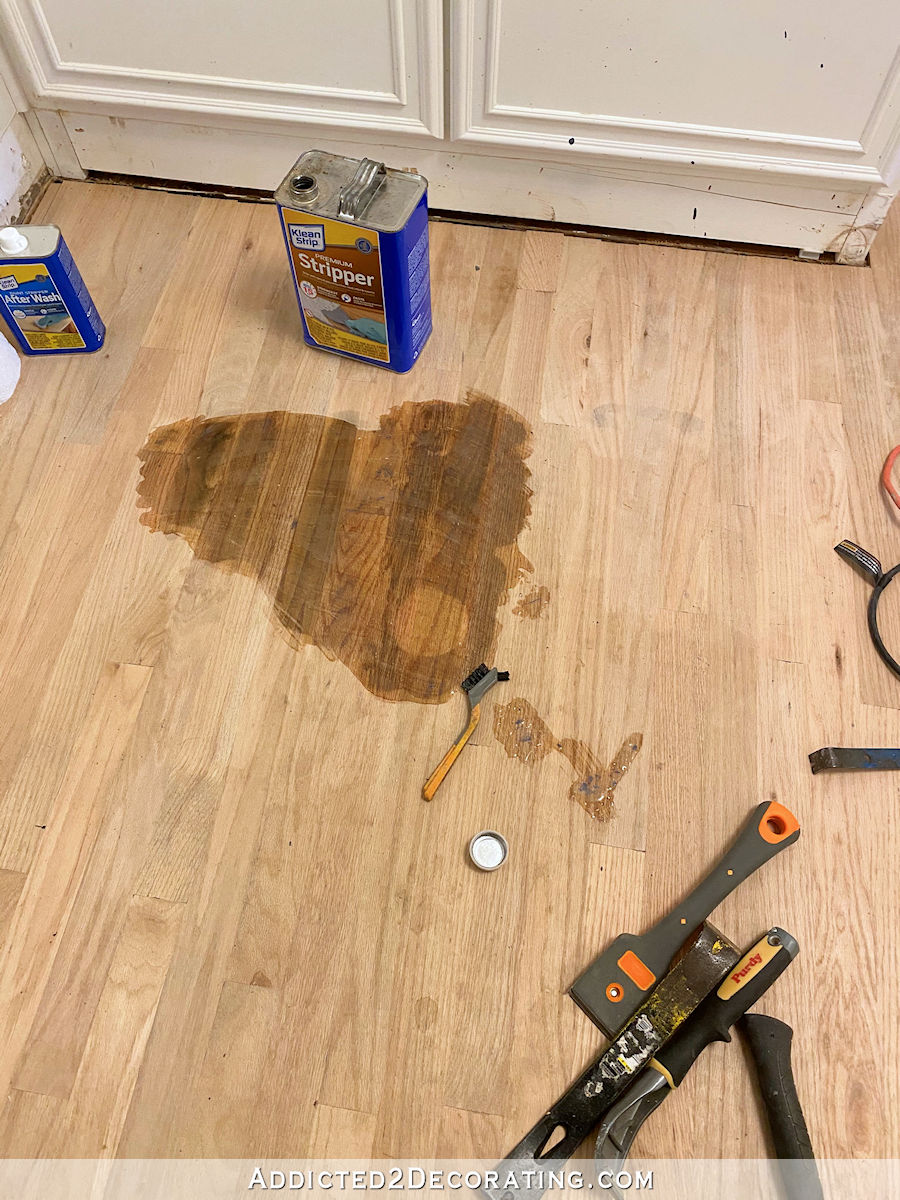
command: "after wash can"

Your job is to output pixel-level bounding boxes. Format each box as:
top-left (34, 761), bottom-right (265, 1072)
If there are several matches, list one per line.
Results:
top-left (275, 150), bottom-right (431, 372)
top-left (0, 225), bottom-right (105, 355)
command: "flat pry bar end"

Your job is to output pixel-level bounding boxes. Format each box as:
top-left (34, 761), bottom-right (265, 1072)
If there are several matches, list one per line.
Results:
top-left (808, 747), bottom-right (840, 773)
top-left (809, 746), bottom-right (900, 773)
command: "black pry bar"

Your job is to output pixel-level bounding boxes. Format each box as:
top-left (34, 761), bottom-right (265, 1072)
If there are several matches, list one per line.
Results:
top-left (809, 746), bottom-right (900, 773)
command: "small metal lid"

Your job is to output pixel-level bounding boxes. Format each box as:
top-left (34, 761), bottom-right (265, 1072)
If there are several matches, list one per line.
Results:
top-left (275, 149), bottom-right (427, 233)
top-left (468, 831), bottom-right (508, 872)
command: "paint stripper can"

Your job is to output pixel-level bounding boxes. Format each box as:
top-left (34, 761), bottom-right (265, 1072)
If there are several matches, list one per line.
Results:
top-left (275, 150), bottom-right (431, 373)
top-left (0, 225), bottom-right (105, 355)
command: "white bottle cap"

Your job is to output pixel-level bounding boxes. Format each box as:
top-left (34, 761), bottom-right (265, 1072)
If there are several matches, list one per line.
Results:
top-left (468, 830), bottom-right (508, 871)
top-left (0, 227), bottom-right (29, 254)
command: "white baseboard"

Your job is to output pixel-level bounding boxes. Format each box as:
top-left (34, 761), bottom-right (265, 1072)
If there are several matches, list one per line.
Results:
top-left (53, 109), bottom-right (882, 260)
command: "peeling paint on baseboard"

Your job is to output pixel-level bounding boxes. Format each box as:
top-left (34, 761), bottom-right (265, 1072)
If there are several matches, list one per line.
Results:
top-left (829, 186), bottom-right (895, 266)
top-left (0, 112), bottom-right (50, 226)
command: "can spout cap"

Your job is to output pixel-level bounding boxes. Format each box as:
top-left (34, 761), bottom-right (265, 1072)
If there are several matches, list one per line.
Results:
top-left (0, 227), bottom-right (28, 254)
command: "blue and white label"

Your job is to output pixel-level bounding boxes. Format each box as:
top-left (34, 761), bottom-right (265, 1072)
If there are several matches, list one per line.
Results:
top-left (0, 276), bottom-right (67, 319)
top-left (288, 223), bottom-right (326, 252)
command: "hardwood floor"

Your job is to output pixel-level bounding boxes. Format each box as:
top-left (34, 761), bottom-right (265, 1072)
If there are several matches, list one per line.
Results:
top-left (0, 179), bottom-right (897, 1160)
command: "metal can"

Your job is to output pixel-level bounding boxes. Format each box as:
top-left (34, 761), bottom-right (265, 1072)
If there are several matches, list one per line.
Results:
top-left (275, 150), bottom-right (431, 373)
top-left (0, 224), bottom-right (105, 355)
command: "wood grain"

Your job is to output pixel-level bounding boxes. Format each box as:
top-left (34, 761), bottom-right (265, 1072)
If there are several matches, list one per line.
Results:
top-left (0, 178), bottom-right (896, 1164)
top-left (136, 396), bottom-right (534, 704)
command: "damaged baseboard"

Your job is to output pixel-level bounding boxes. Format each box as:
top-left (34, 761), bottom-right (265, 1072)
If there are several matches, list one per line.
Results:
top-left (51, 112), bottom-right (882, 263)
top-left (13, 161), bottom-right (51, 221)
top-left (0, 111), bottom-right (51, 225)
top-left (82, 170), bottom-right (846, 265)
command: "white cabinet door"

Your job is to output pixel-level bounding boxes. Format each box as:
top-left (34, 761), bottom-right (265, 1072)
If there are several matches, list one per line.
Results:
top-left (1, 0), bottom-right (443, 136)
top-left (455, 0), bottom-right (896, 168)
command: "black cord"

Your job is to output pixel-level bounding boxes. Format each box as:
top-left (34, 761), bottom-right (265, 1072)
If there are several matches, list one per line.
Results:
top-left (867, 562), bottom-right (900, 680)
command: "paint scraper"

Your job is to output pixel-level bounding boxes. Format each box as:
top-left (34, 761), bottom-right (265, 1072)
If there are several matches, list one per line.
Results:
top-left (570, 800), bottom-right (800, 1035)
top-left (594, 927), bottom-right (822, 1200)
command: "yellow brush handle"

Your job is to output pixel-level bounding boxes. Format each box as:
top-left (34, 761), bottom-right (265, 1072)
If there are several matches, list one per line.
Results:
top-left (422, 705), bottom-right (481, 801)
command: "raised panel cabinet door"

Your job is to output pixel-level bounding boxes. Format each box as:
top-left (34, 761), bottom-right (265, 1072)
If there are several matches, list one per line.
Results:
top-left (2, 0), bottom-right (899, 257)
top-left (453, 0), bottom-right (898, 171)
top-left (1, 0), bottom-right (443, 136)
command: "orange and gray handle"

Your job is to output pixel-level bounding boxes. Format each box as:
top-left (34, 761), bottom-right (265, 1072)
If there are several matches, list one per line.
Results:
top-left (570, 801), bottom-right (800, 1033)
top-left (422, 705), bottom-right (481, 800)
top-left (642, 801), bottom-right (800, 981)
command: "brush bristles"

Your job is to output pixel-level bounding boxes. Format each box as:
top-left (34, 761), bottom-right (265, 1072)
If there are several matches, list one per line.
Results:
top-left (461, 663), bottom-right (489, 691)
top-left (497, 670), bottom-right (510, 681)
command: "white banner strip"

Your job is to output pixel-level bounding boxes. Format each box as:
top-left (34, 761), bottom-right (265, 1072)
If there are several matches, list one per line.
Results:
top-left (0, 1159), bottom-right (892, 1200)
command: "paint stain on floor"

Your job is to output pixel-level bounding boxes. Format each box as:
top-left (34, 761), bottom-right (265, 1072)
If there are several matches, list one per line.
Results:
top-left (512, 585), bottom-right (550, 619)
top-left (492, 696), bottom-right (642, 820)
top-left (137, 393), bottom-right (533, 704)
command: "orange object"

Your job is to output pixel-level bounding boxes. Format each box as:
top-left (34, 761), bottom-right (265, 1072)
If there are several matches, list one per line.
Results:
top-left (757, 800), bottom-right (800, 844)
top-left (617, 950), bottom-right (656, 990)
top-left (882, 445), bottom-right (900, 513)
top-left (422, 663), bottom-right (509, 801)
top-left (423, 706), bottom-right (481, 801)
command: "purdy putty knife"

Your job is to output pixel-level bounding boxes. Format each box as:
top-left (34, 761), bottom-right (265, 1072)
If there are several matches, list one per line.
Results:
top-left (570, 800), bottom-right (800, 1034)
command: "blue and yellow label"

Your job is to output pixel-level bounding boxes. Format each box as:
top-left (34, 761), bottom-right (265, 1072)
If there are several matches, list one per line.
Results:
top-left (0, 263), bottom-right (86, 350)
top-left (281, 210), bottom-right (389, 363)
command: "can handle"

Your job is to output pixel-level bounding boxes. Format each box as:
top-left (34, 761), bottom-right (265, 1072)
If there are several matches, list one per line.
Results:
top-left (338, 159), bottom-right (387, 220)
